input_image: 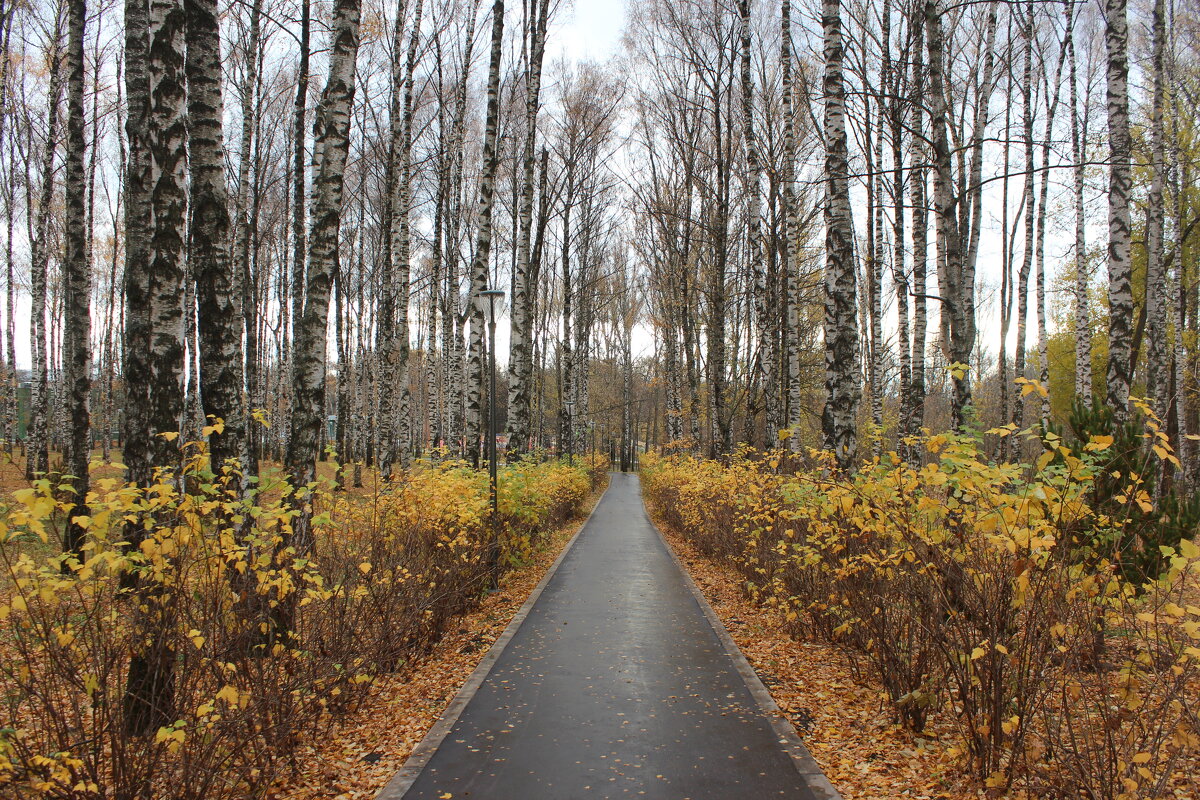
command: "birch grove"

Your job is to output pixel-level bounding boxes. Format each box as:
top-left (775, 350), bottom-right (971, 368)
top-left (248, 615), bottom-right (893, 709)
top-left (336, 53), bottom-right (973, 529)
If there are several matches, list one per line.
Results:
top-left (0, 1), bottom-right (1193, 786)
top-left (0, 0), bottom-right (1194, 549)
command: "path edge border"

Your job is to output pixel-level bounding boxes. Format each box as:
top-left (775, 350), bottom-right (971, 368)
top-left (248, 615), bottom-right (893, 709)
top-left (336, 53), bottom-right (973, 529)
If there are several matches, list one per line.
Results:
top-left (374, 475), bottom-right (611, 800)
top-left (641, 484), bottom-right (844, 800)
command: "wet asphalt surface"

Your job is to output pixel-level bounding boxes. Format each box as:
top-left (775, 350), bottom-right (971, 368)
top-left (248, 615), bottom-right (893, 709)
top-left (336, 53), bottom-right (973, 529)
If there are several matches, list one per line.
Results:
top-left (401, 472), bottom-right (821, 799)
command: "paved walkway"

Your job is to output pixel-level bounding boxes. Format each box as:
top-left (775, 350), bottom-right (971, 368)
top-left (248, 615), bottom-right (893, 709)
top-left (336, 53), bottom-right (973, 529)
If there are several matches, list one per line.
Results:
top-left (384, 473), bottom-right (837, 800)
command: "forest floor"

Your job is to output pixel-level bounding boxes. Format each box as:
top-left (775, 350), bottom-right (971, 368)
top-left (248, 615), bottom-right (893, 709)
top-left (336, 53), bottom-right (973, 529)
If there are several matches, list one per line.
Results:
top-left (266, 475), bottom-right (609, 800)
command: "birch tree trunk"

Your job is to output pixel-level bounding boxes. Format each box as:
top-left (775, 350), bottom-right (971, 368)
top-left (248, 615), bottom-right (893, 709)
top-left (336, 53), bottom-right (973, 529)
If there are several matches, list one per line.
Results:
top-left (234, 0), bottom-right (262, 476)
top-left (885, 0), bottom-right (910, 451)
top-left (781, 0), bottom-right (802, 452)
top-left (561, 194), bottom-right (574, 455)
top-left (378, 0), bottom-right (421, 475)
top-left (465, 0), bottom-right (504, 467)
top-left (145, 0), bottom-right (187, 471)
top-left (61, 0), bottom-right (89, 558)
top-left (285, 0), bottom-right (361, 556)
top-left (1104, 0), bottom-right (1133, 423)
top-left (443, 8), bottom-right (477, 456)
top-left (906, 9), bottom-right (927, 449)
top-left (1145, 0), bottom-right (1167, 425)
top-left (1067, 0), bottom-right (1091, 404)
top-left (1171, 124), bottom-right (1190, 487)
top-left (291, 0), bottom-right (310, 336)
top-left (122, 0), bottom-right (153, 487)
top-left (869, 102), bottom-right (884, 453)
top-left (1014, 5), bottom-right (1035, 427)
top-left (738, 0), bottom-right (768, 447)
top-left (820, 0), bottom-right (860, 470)
top-left (376, 2), bottom-right (405, 478)
top-left (26, 23), bottom-right (63, 481)
top-left (3, 118), bottom-right (14, 455)
top-left (394, 0), bottom-right (423, 469)
top-left (124, 0), bottom-right (189, 738)
top-left (506, 0), bottom-right (549, 459)
top-left (426, 150), bottom-right (443, 452)
top-left (333, 257), bottom-right (348, 489)
top-left (927, 0), bottom-right (981, 429)
top-left (0, 7), bottom-right (11, 455)
top-left (187, 0), bottom-right (245, 477)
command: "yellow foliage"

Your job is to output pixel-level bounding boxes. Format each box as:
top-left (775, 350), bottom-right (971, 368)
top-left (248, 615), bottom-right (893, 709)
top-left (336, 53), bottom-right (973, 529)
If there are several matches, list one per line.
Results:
top-left (642, 430), bottom-right (1200, 792)
top-left (0, 444), bottom-right (600, 798)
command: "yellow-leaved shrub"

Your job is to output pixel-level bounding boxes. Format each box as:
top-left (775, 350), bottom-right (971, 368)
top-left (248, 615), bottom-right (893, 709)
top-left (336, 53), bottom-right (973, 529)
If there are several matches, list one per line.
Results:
top-left (643, 429), bottom-right (1200, 798)
top-left (0, 449), bottom-right (601, 799)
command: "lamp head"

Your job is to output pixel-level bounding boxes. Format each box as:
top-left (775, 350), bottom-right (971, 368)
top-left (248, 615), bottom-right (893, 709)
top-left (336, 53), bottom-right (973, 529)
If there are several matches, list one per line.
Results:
top-left (476, 288), bottom-right (506, 323)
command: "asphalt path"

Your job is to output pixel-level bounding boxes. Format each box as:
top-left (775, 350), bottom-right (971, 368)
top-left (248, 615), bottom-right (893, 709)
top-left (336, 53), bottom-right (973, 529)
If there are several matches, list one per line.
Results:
top-left (392, 472), bottom-right (836, 800)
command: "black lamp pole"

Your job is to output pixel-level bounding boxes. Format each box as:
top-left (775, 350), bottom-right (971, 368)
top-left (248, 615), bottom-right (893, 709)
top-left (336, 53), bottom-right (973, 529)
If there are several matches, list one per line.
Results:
top-left (480, 288), bottom-right (505, 588)
top-left (565, 399), bottom-right (574, 466)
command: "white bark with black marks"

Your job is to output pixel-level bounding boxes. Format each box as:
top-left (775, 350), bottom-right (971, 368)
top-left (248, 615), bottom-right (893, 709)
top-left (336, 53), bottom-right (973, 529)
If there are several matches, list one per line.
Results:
top-left (506, 0), bottom-right (550, 458)
top-left (782, 0), bottom-right (802, 452)
top-left (906, 7), bottom-right (927, 448)
top-left (62, 0), bottom-right (89, 557)
top-left (820, 0), bottom-right (860, 469)
top-left (26, 18), bottom-right (63, 481)
top-left (1145, 0), bottom-right (1167, 425)
top-left (145, 0), bottom-right (188, 469)
top-left (1067, 0), bottom-right (1090, 405)
top-left (1104, 0), bottom-right (1133, 423)
top-left (285, 0), bottom-right (361, 555)
top-left (465, 0), bottom-right (504, 467)
top-left (187, 0), bottom-right (246, 477)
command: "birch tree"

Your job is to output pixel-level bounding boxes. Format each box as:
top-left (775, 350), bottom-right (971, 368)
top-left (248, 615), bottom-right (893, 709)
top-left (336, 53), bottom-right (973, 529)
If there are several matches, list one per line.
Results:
top-left (285, 0), bottom-right (362, 555)
top-left (505, 0), bottom-right (550, 458)
top-left (739, 0), bottom-right (768, 446)
top-left (1068, 0), bottom-right (1091, 404)
top-left (233, 0), bottom-right (262, 475)
top-left (464, 0), bottom-right (504, 467)
top-left (187, 0), bottom-right (244, 476)
top-left (926, 0), bottom-right (997, 430)
top-left (25, 11), bottom-right (63, 481)
top-left (1145, 0), bottom-right (1167, 425)
top-left (379, 0), bottom-right (423, 476)
top-left (906, 5), bottom-right (927, 447)
top-left (61, 0), bottom-right (88, 557)
top-left (820, 0), bottom-right (860, 469)
top-left (124, 0), bottom-right (189, 737)
top-left (782, 0), bottom-right (803, 450)
top-left (1104, 0), bottom-right (1133, 423)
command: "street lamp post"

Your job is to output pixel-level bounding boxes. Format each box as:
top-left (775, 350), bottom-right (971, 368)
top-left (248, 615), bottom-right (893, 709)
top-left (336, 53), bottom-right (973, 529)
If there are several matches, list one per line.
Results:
top-left (588, 420), bottom-right (596, 474)
top-left (564, 399), bottom-right (575, 466)
top-left (474, 287), bottom-right (505, 588)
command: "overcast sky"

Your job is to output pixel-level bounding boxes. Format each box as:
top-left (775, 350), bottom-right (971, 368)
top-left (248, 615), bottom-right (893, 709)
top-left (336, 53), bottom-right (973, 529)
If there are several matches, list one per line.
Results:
top-left (547, 0), bottom-right (627, 65)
